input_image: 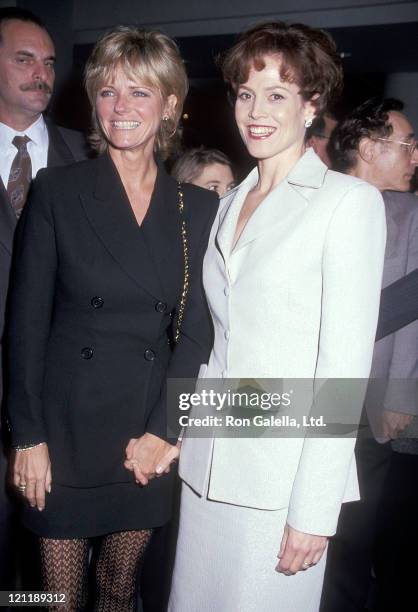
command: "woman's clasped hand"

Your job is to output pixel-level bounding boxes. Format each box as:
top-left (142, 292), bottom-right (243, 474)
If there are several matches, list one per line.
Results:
top-left (124, 434), bottom-right (180, 485)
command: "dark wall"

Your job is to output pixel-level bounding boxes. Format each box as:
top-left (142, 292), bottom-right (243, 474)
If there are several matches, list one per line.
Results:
top-left (11, 1), bottom-right (417, 167)
top-left (18, 2), bottom-right (72, 107)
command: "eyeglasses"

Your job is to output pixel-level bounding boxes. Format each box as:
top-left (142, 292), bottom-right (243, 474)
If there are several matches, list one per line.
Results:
top-left (376, 137), bottom-right (417, 157)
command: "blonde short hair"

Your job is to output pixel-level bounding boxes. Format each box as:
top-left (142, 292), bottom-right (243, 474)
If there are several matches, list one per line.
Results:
top-left (84, 26), bottom-right (188, 159)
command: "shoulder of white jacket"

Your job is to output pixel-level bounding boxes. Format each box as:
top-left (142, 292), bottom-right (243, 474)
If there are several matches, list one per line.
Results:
top-left (325, 169), bottom-right (370, 189)
top-left (324, 170), bottom-right (385, 201)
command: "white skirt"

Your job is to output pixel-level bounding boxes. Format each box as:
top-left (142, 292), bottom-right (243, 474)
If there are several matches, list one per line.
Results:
top-left (168, 481), bottom-right (327, 612)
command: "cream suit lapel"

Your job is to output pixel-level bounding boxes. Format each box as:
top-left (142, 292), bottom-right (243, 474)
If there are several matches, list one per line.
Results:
top-left (215, 169), bottom-right (258, 263)
top-left (232, 148), bottom-right (328, 254)
top-left (288, 147), bottom-right (328, 190)
top-left (232, 180), bottom-right (307, 254)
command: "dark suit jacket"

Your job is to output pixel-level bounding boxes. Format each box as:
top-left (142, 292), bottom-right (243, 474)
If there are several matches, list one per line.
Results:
top-left (376, 267), bottom-right (418, 340)
top-left (6, 153), bottom-right (217, 489)
top-left (0, 119), bottom-right (88, 409)
top-left (366, 191), bottom-right (418, 440)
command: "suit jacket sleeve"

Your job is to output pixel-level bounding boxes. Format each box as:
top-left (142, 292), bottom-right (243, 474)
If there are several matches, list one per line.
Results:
top-left (286, 182), bottom-right (386, 536)
top-left (0, 241), bottom-right (11, 414)
top-left (56, 126), bottom-right (90, 162)
top-left (146, 189), bottom-right (218, 440)
top-left (383, 209), bottom-right (418, 415)
top-left (376, 268), bottom-right (418, 339)
top-left (6, 171), bottom-right (56, 446)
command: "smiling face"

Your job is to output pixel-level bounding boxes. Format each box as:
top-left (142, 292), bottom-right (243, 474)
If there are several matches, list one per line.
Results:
top-left (95, 64), bottom-right (176, 155)
top-left (234, 54), bottom-right (316, 164)
top-left (0, 19), bottom-right (55, 129)
top-left (192, 162), bottom-right (235, 197)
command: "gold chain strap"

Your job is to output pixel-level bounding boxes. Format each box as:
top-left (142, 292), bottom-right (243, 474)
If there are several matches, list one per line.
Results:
top-left (174, 183), bottom-right (189, 343)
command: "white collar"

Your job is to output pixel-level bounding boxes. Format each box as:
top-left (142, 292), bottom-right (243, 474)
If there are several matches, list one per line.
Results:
top-left (219, 148), bottom-right (329, 216)
top-left (238, 148), bottom-right (328, 192)
top-left (0, 114), bottom-right (48, 150)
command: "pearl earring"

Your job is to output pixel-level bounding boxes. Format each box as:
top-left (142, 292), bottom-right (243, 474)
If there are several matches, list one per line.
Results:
top-left (305, 118), bottom-right (313, 128)
top-left (163, 115), bottom-right (169, 121)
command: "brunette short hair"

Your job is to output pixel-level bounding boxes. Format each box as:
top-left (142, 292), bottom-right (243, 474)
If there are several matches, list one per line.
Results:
top-left (171, 147), bottom-right (233, 184)
top-left (329, 97), bottom-right (404, 172)
top-left (84, 26), bottom-right (188, 158)
top-left (221, 21), bottom-right (342, 114)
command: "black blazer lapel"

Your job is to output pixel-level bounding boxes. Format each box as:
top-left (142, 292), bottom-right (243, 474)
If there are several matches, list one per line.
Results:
top-left (46, 119), bottom-right (78, 167)
top-left (140, 162), bottom-right (184, 298)
top-left (0, 179), bottom-right (17, 254)
top-left (80, 154), bottom-right (163, 300)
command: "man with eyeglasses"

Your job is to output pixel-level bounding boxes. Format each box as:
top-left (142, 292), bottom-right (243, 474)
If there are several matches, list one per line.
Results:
top-left (320, 97), bottom-right (418, 612)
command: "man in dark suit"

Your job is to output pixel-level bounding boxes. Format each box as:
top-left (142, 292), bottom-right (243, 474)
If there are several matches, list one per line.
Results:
top-left (0, 7), bottom-right (87, 589)
top-left (320, 97), bottom-right (418, 611)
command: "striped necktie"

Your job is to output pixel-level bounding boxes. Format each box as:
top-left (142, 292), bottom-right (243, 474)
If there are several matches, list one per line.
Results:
top-left (7, 135), bottom-right (32, 218)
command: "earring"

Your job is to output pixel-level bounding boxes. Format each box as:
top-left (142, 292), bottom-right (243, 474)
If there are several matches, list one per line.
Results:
top-left (305, 118), bottom-right (313, 128)
top-left (163, 115), bottom-right (169, 121)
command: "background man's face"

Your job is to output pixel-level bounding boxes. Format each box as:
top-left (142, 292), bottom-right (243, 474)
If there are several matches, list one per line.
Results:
top-left (373, 111), bottom-right (418, 192)
top-left (307, 115), bottom-right (337, 166)
top-left (0, 19), bottom-right (55, 125)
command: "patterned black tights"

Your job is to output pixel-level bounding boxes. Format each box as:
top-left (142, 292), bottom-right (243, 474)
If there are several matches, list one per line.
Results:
top-left (40, 537), bottom-right (89, 611)
top-left (94, 529), bottom-right (152, 611)
top-left (40, 530), bottom-right (152, 611)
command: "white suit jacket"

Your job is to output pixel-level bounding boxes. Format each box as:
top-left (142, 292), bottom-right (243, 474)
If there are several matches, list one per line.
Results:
top-left (179, 149), bottom-right (386, 536)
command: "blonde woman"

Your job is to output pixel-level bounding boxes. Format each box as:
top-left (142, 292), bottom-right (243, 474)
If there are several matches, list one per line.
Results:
top-left (7, 26), bottom-right (217, 610)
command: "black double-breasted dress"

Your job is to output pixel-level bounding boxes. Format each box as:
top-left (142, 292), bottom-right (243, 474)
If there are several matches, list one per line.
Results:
top-left (6, 154), bottom-right (217, 537)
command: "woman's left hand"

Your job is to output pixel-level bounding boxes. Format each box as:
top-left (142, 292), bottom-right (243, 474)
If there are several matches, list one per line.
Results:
top-left (276, 523), bottom-right (328, 575)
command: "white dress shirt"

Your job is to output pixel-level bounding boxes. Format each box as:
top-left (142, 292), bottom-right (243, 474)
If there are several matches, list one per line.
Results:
top-left (0, 115), bottom-right (49, 189)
